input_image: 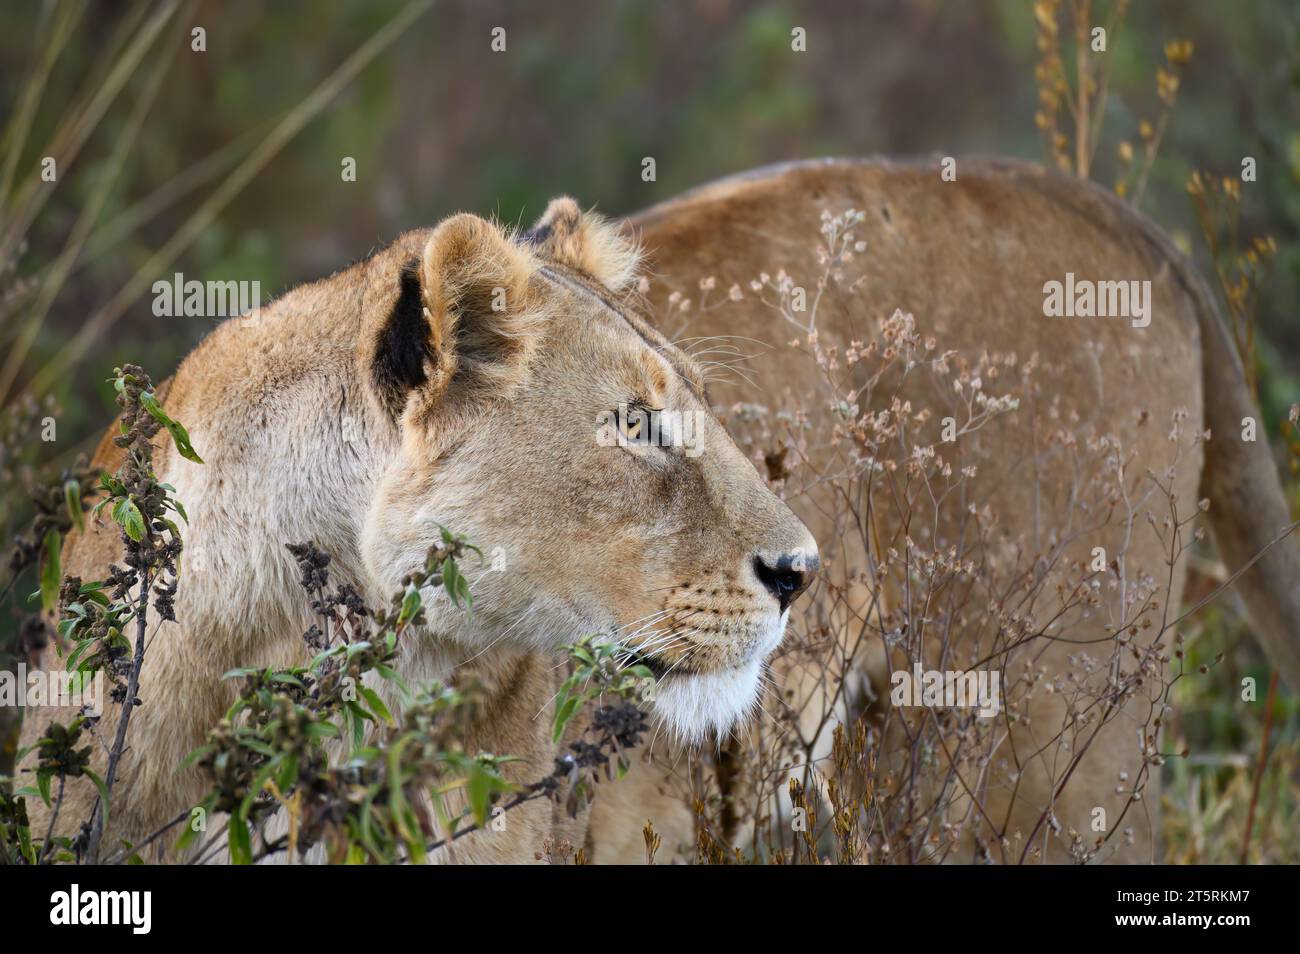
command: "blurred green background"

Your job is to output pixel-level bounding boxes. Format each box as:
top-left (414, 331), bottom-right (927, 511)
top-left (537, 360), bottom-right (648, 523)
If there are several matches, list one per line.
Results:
top-left (3, 0), bottom-right (1297, 432)
top-left (2, 0), bottom-right (1298, 862)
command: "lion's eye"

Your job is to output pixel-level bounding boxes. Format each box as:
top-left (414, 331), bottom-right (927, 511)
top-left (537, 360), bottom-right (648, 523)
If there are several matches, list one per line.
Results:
top-left (618, 401), bottom-right (659, 448)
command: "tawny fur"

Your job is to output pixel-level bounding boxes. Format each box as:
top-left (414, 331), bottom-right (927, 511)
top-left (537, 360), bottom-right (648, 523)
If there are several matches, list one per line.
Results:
top-left (25, 159), bottom-right (1294, 866)
top-left (21, 202), bottom-right (816, 863)
top-left (603, 156), bottom-right (1299, 863)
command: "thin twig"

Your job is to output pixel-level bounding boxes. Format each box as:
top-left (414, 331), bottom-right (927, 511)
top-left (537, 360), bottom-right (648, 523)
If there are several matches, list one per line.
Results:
top-left (1239, 669), bottom-right (1279, 864)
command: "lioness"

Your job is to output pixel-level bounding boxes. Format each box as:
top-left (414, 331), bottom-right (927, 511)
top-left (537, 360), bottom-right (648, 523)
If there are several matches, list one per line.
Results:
top-left (596, 157), bottom-right (1300, 863)
top-left (21, 201), bottom-right (818, 862)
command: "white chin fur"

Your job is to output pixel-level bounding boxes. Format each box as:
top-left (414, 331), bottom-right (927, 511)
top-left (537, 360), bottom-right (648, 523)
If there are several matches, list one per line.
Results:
top-left (650, 656), bottom-right (764, 745)
top-left (648, 610), bottom-right (788, 745)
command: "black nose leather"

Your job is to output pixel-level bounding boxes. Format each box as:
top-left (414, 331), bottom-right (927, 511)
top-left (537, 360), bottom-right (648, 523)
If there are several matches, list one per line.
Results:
top-left (754, 551), bottom-right (818, 611)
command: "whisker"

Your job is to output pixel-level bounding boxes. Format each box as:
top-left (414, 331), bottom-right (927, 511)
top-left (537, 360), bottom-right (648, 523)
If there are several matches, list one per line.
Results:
top-left (457, 603), bottom-right (539, 666)
top-left (672, 334), bottom-right (774, 354)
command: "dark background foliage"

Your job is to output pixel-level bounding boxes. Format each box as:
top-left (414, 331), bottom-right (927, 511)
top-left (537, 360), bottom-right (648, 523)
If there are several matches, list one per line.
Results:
top-left (3, 0), bottom-right (1297, 442)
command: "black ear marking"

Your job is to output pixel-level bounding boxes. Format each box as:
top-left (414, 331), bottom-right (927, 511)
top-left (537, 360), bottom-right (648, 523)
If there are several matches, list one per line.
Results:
top-left (372, 260), bottom-right (432, 416)
top-left (521, 221), bottom-right (553, 246)
top-left (522, 199), bottom-right (580, 252)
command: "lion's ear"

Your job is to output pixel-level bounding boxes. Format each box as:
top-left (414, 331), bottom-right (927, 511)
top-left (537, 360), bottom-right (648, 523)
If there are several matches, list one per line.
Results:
top-left (369, 213), bottom-right (546, 428)
top-left (523, 196), bottom-right (641, 292)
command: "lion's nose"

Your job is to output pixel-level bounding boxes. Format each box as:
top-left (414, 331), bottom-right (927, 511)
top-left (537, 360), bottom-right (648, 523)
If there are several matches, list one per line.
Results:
top-left (753, 549), bottom-right (819, 612)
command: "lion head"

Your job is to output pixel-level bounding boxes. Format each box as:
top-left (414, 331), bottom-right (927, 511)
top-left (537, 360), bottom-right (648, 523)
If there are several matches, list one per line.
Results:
top-left (357, 198), bottom-right (818, 741)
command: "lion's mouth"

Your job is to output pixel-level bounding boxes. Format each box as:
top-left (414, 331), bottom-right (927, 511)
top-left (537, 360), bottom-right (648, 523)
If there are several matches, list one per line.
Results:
top-left (625, 630), bottom-right (780, 682)
top-left (625, 648), bottom-right (752, 681)
top-left (625, 649), bottom-right (674, 680)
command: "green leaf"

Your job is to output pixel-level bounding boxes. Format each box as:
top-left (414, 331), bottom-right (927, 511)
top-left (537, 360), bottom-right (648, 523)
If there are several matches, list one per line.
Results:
top-left (39, 529), bottom-right (61, 614)
top-left (442, 559), bottom-right (466, 608)
top-left (345, 701), bottom-right (368, 748)
top-left (374, 663), bottom-right (411, 698)
top-left (118, 839), bottom-right (143, 865)
top-left (239, 738), bottom-right (276, 757)
top-left (165, 419), bottom-right (204, 464)
top-left (64, 639), bottom-right (90, 670)
top-left (466, 763), bottom-right (494, 827)
top-left (64, 479), bottom-right (84, 534)
top-left (36, 770), bottom-right (52, 808)
top-left (99, 473), bottom-right (124, 497)
top-left (17, 824), bottom-right (35, 863)
top-left (344, 640), bottom-right (374, 660)
top-left (80, 582), bottom-right (110, 605)
top-left (309, 645), bottom-right (345, 670)
top-left (228, 815), bottom-right (252, 865)
top-left (400, 804), bottom-right (426, 864)
top-left (359, 686), bottom-right (393, 725)
top-left (552, 693), bottom-right (582, 744)
top-left (305, 721), bottom-right (340, 739)
top-left (84, 768), bottom-right (110, 827)
top-left (276, 754), bottom-right (298, 792)
top-left (397, 583), bottom-right (421, 627)
top-left (112, 498), bottom-right (146, 542)
top-left (221, 666), bottom-right (263, 680)
top-left (179, 745), bottom-right (214, 769)
top-left (357, 792), bottom-right (380, 859)
top-left (140, 390), bottom-right (204, 464)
